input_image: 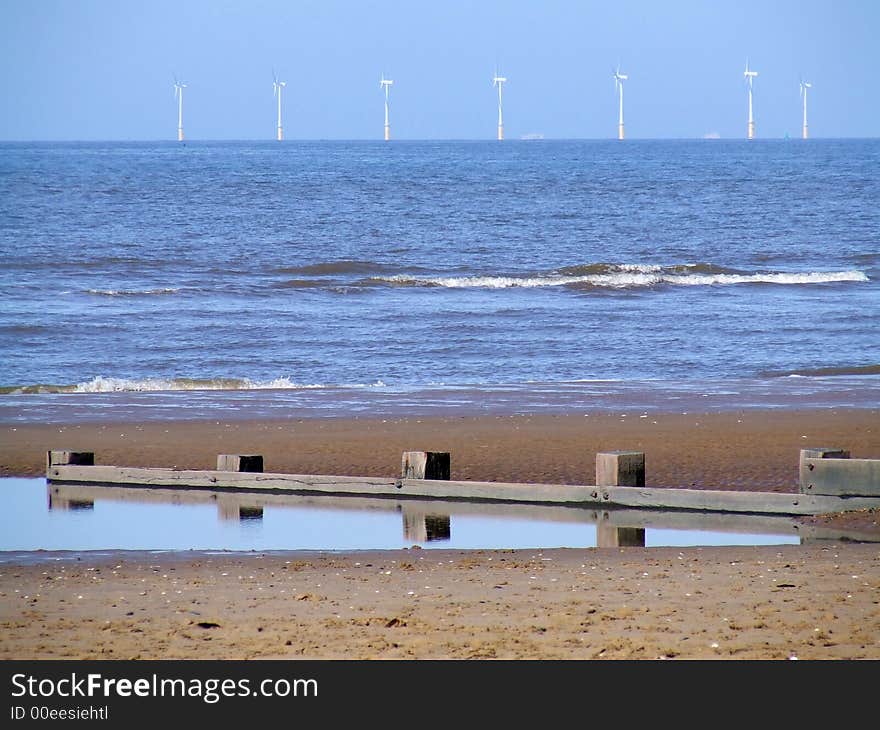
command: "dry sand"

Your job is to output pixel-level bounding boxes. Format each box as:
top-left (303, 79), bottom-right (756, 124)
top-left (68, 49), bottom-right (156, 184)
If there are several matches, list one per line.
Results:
top-left (1, 407), bottom-right (879, 659)
top-left (1, 546), bottom-right (879, 660)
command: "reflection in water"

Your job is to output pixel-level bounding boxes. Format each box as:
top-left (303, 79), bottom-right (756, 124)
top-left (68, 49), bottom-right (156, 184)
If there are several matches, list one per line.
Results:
top-left (218, 497), bottom-right (264, 522)
top-left (3, 478), bottom-right (874, 551)
top-left (596, 525), bottom-right (646, 548)
top-left (238, 507), bottom-right (264, 522)
top-left (48, 494), bottom-right (95, 511)
top-left (402, 508), bottom-right (451, 542)
top-left (425, 515), bottom-right (451, 541)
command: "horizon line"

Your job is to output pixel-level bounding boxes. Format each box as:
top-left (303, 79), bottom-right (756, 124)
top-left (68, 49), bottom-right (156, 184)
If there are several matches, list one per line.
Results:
top-left (1, 136), bottom-right (877, 143)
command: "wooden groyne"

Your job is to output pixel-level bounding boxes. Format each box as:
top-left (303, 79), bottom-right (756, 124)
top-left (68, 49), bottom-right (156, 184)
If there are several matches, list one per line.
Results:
top-left (45, 447), bottom-right (880, 517)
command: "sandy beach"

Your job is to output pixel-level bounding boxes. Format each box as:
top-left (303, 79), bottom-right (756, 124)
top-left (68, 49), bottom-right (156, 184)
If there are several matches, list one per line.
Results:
top-left (1, 545), bottom-right (878, 660)
top-left (1, 407), bottom-right (879, 659)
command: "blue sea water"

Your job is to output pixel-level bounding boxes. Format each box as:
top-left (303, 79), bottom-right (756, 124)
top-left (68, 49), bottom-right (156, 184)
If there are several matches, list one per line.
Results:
top-left (1, 139), bottom-right (878, 423)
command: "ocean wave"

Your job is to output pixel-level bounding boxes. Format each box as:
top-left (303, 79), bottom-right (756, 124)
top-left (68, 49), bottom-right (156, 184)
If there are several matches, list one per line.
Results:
top-left (763, 364), bottom-right (880, 378)
top-left (85, 287), bottom-right (180, 297)
top-left (0, 376), bottom-right (388, 395)
top-left (273, 279), bottom-right (332, 289)
top-left (556, 262), bottom-right (736, 276)
top-left (367, 264), bottom-right (869, 290)
top-left (275, 260), bottom-right (399, 276)
top-left (0, 325), bottom-right (51, 335)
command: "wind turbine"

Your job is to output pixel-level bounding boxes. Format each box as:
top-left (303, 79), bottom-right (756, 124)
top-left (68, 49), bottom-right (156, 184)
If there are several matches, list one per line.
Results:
top-left (173, 76), bottom-right (186, 141)
top-left (613, 65), bottom-right (628, 140)
top-left (492, 70), bottom-right (506, 140)
top-left (380, 74), bottom-right (393, 141)
top-left (273, 71), bottom-right (286, 141)
top-left (744, 60), bottom-right (758, 139)
top-left (800, 78), bottom-right (812, 140)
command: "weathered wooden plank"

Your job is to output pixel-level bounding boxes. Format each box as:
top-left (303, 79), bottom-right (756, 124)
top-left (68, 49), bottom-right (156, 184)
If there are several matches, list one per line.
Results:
top-left (46, 464), bottom-right (880, 516)
top-left (46, 465), bottom-right (593, 503)
top-left (48, 465), bottom-right (399, 491)
top-left (801, 458), bottom-right (880, 497)
top-left (595, 484), bottom-right (880, 515)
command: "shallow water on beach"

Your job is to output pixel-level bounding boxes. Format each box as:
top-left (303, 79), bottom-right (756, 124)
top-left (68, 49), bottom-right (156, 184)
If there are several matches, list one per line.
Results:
top-left (1, 139), bottom-right (878, 422)
top-left (0, 477), bottom-right (825, 553)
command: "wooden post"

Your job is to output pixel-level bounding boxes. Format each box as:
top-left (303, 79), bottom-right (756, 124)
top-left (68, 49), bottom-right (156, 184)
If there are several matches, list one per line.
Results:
top-left (217, 454), bottom-right (264, 473)
top-left (47, 450), bottom-right (94, 470)
top-left (801, 458), bottom-right (880, 497)
top-left (401, 451), bottom-right (450, 480)
top-left (596, 451), bottom-right (645, 488)
top-left (799, 448), bottom-right (849, 493)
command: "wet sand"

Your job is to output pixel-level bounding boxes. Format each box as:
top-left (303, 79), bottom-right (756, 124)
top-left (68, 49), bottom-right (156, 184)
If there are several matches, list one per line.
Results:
top-left (1, 407), bottom-right (879, 659)
top-left (3, 408), bottom-right (879, 489)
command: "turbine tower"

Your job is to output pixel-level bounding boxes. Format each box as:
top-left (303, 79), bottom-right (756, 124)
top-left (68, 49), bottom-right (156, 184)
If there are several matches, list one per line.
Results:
top-left (380, 75), bottom-right (393, 141)
top-left (173, 76), bottom-right (186, 142)
top-left (613, 65), bottom-right (628, 140)
top-left (493, 71), bottom-right (506, 140)
top-left (744, 61), bottom-right (758, 140)
top-left (800, 78), bottom-right (812, 140)
top-left (273, 71), bottom-right (286, 141)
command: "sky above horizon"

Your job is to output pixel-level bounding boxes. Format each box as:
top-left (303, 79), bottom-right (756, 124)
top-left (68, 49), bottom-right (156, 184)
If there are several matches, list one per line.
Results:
top-left (1, 0), bottom-right (877, 141)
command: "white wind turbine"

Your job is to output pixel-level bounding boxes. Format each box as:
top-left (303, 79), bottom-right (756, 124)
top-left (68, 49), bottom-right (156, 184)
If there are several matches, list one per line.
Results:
top-left (173, 76), bottom-right (186, 141)
top-left (380, 74), bottom-right (393, 141)
top-left (744, 60), bottom-right (758, 139)
top-left (492, 70), bottom-right (507, 140)
top-left (800, 78), bottom-right (812, 140)
top-left (273, 71), bottom-right (286, 141)
top-left (613, 65), bottom-right (628, 140)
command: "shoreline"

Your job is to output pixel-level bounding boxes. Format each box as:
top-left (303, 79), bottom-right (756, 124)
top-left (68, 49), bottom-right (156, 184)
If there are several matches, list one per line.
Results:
top-left (3, 375), bottom-right (879, 427)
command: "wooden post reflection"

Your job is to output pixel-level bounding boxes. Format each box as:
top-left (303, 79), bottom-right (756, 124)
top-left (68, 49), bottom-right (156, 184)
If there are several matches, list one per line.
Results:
top-left (217, 496), bottom-right (264, 522)
top-left (596, 524), bottom-right (645, 548)
top-left (402, 507), bottom-right (451, 542)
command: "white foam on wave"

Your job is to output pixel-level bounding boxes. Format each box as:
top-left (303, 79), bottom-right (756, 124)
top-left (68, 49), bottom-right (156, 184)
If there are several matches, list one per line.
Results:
top-left (71, 376), bottom-right (387, 393)
top-left (672, 271), bottom-right (869, 286)
top-left (86, 287), bottom-right (180, 296)
top-left (379, 269), bottom-right (868, 289)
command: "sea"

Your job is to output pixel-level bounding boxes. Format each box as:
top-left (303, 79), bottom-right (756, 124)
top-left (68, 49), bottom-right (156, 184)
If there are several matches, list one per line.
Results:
top-left (1, 138), bottom-right (878, 424)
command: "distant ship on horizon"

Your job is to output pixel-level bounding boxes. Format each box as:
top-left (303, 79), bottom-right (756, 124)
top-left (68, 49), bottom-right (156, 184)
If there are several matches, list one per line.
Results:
top-left (520, 132), bottom-right (545, 140)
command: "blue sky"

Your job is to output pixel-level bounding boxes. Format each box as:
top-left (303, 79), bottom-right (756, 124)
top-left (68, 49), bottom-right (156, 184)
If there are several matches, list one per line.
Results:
top-left (1, 0), bottom-right (877, 140)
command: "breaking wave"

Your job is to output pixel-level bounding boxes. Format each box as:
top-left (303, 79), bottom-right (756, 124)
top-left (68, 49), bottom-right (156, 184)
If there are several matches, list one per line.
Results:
top-left (85, 288), bottom-right (180, 297)
top-left (0, 376), bottom-right (388, 395)
top-left (366, 263), bottom-right (869, 290)
top-left (762, 364), bottom-right (880, 378)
